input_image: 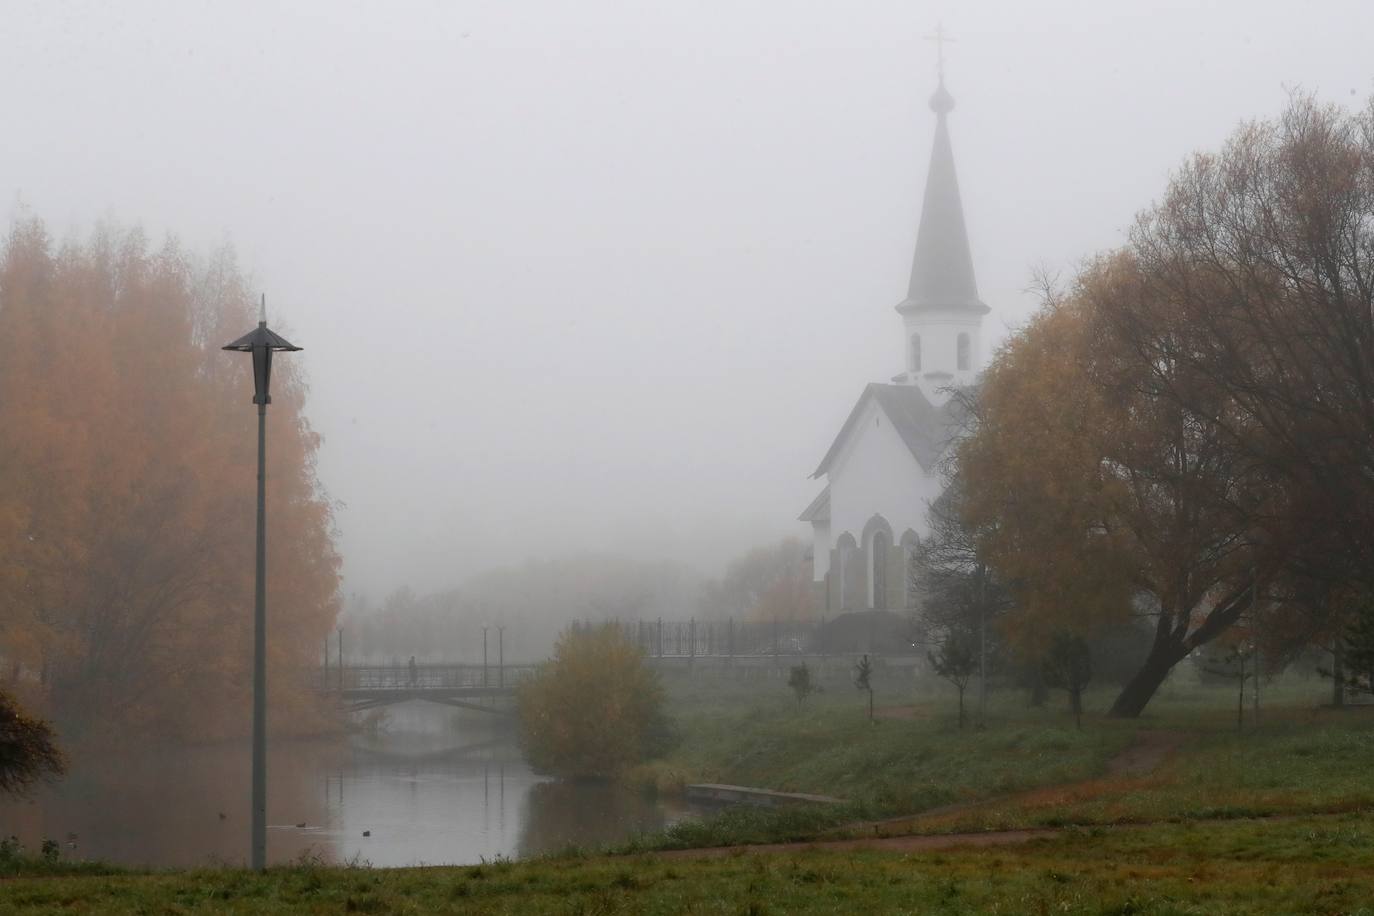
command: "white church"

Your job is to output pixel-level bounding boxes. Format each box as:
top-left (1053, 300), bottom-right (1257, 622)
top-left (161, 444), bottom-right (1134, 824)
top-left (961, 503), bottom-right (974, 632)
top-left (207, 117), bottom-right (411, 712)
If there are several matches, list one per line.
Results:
top-left (800, 72), bottom-right (990, 614)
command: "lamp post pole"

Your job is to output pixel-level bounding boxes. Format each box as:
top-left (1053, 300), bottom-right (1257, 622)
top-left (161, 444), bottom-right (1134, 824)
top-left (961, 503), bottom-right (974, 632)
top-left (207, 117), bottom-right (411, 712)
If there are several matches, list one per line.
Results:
top-left (251, 392), bottom-right (268, 871)
top-left (223, 299), bottom-right (301, 872)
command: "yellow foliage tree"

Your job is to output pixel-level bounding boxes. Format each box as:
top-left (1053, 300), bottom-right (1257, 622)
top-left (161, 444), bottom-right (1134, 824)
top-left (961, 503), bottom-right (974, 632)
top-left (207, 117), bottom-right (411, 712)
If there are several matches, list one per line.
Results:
top-left (516, 624), bottom-right (671, 779)
top-left (0, 218), bottom-right (340, 740)
top-left (959, 259), bottom-right (1267, 717)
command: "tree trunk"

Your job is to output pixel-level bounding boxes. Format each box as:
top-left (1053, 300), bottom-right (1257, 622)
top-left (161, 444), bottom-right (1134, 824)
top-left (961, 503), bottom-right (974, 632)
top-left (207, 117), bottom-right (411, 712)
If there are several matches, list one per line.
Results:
top-left (1070, 688), bottom-right (1082, 730)
top-left (1333, 640), bottom-right (1346, 708)
top-left (1108, 638), bottom-right (1185, 718)
top-left (957, 687), bottom-right (965, 729)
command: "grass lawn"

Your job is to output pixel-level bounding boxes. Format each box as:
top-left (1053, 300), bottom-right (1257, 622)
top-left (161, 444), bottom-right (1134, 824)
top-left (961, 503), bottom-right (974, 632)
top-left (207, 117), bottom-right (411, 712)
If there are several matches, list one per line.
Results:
top-left (618, 669), bottom-right (1367, 851)
top-left (6, 812), bottom-right (1374, 913)
top-left (620, 669), bottom-right (1137, 849)
top-left (891, 703), bottom-right (1374, 836)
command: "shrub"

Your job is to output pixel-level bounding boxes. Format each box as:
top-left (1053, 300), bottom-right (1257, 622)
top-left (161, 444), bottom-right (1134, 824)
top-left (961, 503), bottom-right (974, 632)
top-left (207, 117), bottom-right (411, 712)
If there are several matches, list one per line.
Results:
top-left (516, 624), bottom-right (673, 779)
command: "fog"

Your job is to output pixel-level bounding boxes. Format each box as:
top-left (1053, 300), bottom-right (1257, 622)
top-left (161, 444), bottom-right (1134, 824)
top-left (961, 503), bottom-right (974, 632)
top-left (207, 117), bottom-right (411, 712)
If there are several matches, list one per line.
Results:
top-left (4, 0), bottom-right (1370, 597)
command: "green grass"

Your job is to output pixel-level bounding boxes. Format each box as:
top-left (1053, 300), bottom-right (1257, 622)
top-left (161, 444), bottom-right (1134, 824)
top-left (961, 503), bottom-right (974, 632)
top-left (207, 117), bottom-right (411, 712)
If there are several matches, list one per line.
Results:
top-left (905, 706), bottom-right (1374, 835)
top-left (617, 671), bottom-right (1137, 849)
top-left (7, 813), bottom-right (1374, 913)
top-left (616, 670), bottom-right (1366, 850)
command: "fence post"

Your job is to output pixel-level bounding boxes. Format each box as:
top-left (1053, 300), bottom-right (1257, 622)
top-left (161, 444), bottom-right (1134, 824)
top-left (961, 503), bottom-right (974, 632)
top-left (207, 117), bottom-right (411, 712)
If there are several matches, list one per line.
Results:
top-left (689, 618), bottom-right (696, 672)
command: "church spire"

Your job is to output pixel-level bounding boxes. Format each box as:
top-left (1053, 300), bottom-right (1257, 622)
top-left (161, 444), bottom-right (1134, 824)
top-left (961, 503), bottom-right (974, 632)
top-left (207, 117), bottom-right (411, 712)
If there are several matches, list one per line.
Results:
top-left (898, 68), bottom-right (988, 315)
top-left (895, 37), bottom-right (990, 405)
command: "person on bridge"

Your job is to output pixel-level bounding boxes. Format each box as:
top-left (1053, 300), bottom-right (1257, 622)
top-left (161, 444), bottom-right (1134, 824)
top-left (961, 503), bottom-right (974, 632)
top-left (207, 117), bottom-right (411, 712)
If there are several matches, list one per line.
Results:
top-left (408, 655), bottom-right (417, 687)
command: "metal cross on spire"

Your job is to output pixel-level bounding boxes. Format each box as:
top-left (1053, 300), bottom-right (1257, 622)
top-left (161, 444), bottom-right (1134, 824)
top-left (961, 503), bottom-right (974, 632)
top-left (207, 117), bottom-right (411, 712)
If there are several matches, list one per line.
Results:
top-left (924, 22), bottom-right (955, 82)
top-left (259, 293), bottom-right (267, 324)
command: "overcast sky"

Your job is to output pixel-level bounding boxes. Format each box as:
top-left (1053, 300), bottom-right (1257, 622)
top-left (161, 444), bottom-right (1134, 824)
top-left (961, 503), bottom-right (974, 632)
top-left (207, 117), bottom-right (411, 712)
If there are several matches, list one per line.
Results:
top-left (4, 0), bottom-right (1371, 598)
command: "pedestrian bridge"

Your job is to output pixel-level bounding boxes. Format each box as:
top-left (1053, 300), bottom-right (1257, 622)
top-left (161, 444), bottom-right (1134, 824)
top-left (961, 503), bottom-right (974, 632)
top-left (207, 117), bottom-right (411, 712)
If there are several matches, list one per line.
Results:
top-left (321, 664), bottom-right (538, 714)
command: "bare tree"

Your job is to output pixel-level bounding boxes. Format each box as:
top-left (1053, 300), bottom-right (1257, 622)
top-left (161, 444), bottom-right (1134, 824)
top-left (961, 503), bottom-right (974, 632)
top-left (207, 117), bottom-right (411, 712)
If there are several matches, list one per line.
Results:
top-left (1107, 94), bottom-right (1374, 594)
top-left (1042, 634), bottom-right (1093, 729)
top-left (927, 634), bottom-right (977, 728)
top-left (853, 654), bottom-right (875, 722)
top-left (913, 481), bottom-right (1014, 724)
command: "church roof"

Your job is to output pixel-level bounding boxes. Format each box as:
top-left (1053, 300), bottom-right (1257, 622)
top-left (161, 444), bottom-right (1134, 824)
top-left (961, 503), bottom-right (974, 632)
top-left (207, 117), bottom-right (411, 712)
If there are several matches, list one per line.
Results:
top-left (897, 79), bottom-right (989, 317)
top-left (798, 486), bottom-right (830, 523)
top-left (811, 383), bottom-right (963, 479)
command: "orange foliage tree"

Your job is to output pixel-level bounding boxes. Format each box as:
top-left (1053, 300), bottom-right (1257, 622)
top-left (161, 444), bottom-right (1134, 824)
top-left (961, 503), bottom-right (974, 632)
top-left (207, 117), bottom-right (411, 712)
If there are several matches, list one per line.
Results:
top-left (0, 218), bottom-right (340, 740)
top-left (958, 264), bottom-right (1272, 718)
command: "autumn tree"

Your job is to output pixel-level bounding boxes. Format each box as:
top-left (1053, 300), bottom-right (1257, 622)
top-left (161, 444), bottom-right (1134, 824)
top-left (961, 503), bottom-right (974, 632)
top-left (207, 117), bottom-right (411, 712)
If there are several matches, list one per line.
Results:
top-left (517, 624), bottom-right (673, 779)
top-left (958, 267), bottom-right (1266, 718)
top-left (698, 538), bottom-right (816, 623)
top-left (0, 690), bottom-right (63, 797)
top-left (0, 218), bottom-right (340, 739)
top-left (1105, 95), bottom-right (1374, 593)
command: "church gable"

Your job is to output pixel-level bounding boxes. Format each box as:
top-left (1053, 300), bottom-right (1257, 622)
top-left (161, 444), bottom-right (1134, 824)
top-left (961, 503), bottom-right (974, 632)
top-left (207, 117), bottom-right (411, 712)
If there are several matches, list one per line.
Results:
top-left (812, 383), bottom-right (961, 479)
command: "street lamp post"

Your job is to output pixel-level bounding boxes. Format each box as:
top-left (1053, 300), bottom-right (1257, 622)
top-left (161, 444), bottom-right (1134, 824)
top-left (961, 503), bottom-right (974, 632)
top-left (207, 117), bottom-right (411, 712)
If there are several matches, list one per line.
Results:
top-left (223, 300), bottom-right (301, 871)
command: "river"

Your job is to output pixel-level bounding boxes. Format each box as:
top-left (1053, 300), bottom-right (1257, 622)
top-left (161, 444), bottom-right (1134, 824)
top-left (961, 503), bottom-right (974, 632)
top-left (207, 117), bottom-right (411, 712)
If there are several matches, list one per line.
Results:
top-left (0, 705), bottom-right (697, 868)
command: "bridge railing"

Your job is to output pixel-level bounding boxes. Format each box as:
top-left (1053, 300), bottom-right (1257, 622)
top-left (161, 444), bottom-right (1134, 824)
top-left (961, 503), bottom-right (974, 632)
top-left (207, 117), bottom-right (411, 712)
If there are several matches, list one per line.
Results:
top-left (319, 663), bottom-right (538, 692)
top-left (572, 618), bottom-right (837, 659)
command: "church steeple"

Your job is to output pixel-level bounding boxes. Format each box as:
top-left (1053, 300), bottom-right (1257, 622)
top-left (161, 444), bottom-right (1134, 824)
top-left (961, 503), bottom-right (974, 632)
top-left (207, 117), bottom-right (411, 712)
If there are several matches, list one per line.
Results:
top-left (895, 53), bottom-right (989, 405)
top-left (900, 79), bottom-right (986, 314)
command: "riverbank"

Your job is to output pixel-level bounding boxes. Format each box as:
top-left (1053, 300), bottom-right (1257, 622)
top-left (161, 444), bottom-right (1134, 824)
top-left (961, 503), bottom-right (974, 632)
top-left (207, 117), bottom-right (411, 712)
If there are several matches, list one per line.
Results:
top-left (615, 671), bottom-right (1366, 851)
top-left (618, 672), bottom-right (1137, 849)
top-left (7, 678), bottom-right (1374, 912)
top-left (5, 810), bottom-right (1374, 913)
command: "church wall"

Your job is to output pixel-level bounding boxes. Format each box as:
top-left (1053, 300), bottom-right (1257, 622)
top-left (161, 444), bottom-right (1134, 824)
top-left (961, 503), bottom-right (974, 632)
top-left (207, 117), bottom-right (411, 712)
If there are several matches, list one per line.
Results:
top-left (826, 549), bottom-right (840, 610)
top-left (811, 521), bottom-right (831, 579)
top-left (826, 399), bottom-right (944, 558)
top-left (884, 544), bottom-right (908, 611)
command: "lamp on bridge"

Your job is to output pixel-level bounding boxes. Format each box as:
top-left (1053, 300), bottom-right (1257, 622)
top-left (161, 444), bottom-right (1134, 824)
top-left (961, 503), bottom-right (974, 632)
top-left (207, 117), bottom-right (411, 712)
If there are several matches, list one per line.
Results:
top-left (222, 297), bottom-right (302, 872)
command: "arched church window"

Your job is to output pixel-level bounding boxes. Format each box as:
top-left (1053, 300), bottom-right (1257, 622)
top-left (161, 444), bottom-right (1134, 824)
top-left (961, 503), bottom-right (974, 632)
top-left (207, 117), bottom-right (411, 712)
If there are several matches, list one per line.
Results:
top-left (957, 333), bottom-right (971, 371)
top-left (900, 530), bottom-right (920, 608)
top-left (872, 530), bottom-right (889, 609)
top-left (910, 334), bottom-right (922, 373)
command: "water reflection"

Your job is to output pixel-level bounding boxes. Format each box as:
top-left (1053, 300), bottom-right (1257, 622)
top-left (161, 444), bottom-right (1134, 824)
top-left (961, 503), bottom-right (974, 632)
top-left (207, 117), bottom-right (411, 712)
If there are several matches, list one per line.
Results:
top-left (518, 780), bottom-right (688, 858)
top-left (0, 705), bottom-right (695, 868)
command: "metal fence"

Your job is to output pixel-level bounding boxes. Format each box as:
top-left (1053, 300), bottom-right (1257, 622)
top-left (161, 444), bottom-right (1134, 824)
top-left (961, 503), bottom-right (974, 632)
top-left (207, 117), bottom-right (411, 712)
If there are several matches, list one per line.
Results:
top-left (570, 618), bottom-right (828, 659)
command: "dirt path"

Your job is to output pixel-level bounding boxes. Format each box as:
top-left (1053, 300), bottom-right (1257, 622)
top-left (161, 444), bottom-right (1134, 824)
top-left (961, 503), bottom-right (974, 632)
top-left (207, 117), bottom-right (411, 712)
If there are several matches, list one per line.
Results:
top-left (658, 728), bottom-right (1188, 860)
top-left (1104, 729), bottom-right (1186, 777)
